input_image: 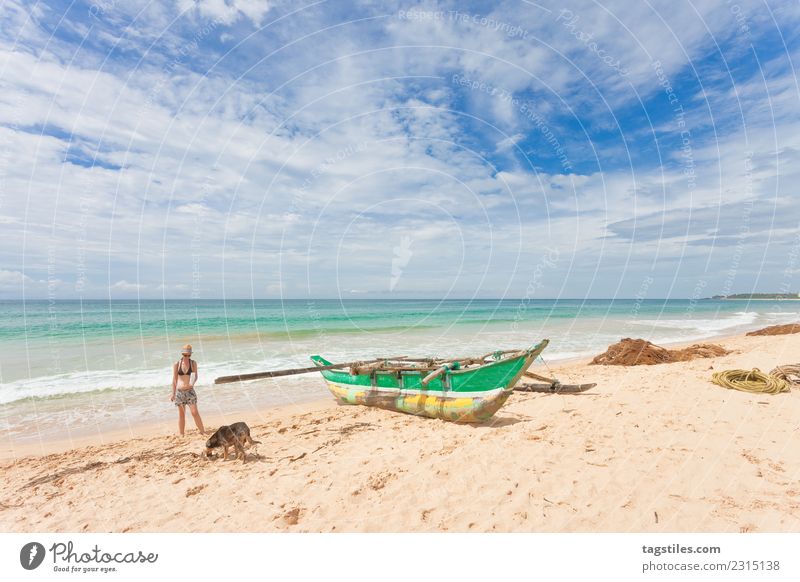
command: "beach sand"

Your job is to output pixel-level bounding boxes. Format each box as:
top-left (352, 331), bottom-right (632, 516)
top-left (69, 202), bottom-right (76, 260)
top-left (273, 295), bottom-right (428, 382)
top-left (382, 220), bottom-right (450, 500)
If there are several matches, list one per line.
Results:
top-left (2, 331), bottom-right (799, 532)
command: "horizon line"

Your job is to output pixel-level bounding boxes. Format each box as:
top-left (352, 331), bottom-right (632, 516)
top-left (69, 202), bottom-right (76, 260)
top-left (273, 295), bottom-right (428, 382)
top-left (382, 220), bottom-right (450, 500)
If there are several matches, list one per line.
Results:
top-left (0, 297), bottom-right (753, 302)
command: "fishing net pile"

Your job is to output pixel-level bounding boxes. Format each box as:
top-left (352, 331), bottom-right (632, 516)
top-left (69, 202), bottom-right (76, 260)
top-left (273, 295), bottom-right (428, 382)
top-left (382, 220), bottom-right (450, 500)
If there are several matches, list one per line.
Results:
top-left (590, 338), bottom-right (730, 366)
top-left (746, 323), bottom-right (800, 336)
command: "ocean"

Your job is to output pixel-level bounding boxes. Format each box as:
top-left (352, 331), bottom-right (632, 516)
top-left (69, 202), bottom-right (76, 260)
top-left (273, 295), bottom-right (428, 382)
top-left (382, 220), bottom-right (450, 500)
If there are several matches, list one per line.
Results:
top-left (1, 298), bottom-right (797, 442)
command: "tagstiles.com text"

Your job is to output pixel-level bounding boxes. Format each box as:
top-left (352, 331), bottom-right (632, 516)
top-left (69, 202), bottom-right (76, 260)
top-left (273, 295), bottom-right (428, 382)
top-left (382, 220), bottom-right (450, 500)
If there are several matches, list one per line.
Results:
top-left (643, 544), bottom-right (720, 557)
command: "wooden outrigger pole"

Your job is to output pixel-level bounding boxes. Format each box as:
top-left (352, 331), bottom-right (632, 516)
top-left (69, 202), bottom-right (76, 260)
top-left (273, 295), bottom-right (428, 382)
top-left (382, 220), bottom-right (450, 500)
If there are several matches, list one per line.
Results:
top-left (214, 356), bottom-right (408, 384)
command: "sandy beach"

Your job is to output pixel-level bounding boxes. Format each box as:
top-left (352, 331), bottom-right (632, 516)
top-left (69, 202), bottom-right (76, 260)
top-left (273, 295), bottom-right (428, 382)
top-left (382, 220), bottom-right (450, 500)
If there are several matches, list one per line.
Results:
top-left (2, 331), bottom-right (799, 533)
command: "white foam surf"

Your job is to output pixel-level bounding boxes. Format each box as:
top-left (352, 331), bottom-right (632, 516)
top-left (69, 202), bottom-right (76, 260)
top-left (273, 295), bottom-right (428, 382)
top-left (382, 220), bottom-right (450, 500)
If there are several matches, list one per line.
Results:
top-left (627, 311), bottom-right (758, 333)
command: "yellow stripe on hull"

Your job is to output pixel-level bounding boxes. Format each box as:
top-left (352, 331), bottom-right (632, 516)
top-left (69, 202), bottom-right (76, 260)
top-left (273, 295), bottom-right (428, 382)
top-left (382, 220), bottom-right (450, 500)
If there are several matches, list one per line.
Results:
top-left (325, 381), bottom-right (512, 423)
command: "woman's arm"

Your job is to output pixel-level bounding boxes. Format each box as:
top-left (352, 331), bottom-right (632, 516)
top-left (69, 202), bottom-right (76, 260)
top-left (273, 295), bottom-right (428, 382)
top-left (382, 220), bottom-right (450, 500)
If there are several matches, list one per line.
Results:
top-left (191, 360), bottom-right (198, 388)
top-left (170, 363), bottom-right (178, 401)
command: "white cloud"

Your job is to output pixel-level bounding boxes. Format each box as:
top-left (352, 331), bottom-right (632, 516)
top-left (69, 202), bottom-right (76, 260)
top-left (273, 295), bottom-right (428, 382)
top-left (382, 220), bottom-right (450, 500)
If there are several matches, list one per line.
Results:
top-left (177, 0), bottom-right (272, 27)
top-left (0, 0), bottom-right (798, 299)
top-left (0, 269), bottom-right (56, 298)
top-left (111, 280), bottom-right (145, 292)
top-left (495, 133), bottom-right (525, 151)
top-left (0, 270), bottom-right (33, 288)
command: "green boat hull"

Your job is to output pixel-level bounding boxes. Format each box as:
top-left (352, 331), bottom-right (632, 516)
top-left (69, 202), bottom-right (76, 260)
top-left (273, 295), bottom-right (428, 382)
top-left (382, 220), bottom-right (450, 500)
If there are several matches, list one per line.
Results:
top-left (311, 340), bottom-right (548, 423)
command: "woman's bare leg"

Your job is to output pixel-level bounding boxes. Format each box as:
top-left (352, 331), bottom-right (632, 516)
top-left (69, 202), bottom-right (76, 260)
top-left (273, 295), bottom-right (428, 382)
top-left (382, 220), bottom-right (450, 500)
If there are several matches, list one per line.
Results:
top-left (189, 403), bottom-right (205, 434)
top-left (178, 405), bottom-right (186, 436)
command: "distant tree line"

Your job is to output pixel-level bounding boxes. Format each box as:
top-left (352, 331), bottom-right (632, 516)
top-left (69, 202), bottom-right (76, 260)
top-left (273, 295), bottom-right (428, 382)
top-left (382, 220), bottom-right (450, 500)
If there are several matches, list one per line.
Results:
top-left (709, 293), bottom-right (800, 299)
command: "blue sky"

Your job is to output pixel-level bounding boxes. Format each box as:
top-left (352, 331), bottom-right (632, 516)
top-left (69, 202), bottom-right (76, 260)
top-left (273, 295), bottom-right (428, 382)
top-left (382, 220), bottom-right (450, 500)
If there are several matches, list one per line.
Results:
top-left (0, 0), bottom-right (799, 299)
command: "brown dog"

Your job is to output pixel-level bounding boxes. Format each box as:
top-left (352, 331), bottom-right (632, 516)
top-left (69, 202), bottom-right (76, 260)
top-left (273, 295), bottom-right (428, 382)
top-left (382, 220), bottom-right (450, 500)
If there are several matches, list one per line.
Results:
top-left (204, 422), bottom-right (260, 463)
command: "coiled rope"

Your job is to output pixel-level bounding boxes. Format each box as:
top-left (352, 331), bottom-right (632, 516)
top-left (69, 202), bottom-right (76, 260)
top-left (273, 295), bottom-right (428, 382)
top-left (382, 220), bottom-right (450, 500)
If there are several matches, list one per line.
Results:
top-left (711, 368), bottom-right (791, 394)
top-left (769, 364), bottom-right (800, 386)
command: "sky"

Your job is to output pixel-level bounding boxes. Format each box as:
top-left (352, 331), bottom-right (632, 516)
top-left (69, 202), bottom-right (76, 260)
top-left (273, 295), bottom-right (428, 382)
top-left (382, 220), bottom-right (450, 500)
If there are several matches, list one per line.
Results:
top-left (0, 0), bottom-right (799, 300)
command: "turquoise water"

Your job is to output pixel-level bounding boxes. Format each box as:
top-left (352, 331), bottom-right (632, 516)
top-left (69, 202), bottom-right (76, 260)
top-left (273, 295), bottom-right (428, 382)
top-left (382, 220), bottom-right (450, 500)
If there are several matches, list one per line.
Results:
top-left (3, 298), bottom-right (792, 344)
top-left (0, 298), bottom-right (668, 342)
top-left (1, 298), bottom-right (797, 442)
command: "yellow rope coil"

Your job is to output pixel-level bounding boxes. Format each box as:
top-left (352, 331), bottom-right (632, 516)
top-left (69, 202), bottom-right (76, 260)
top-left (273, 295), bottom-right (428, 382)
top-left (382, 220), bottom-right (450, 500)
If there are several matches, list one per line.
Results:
top-left (711, 368), bottom-right (791, 394)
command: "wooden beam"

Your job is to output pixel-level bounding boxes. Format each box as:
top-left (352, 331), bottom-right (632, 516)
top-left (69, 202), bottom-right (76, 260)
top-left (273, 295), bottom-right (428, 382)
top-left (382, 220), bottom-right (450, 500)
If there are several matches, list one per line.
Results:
top-left (214, 356), bottom-right (405, 384)
top-left (421, 366), bottom-right (448, 386)
top-left (523, 370), bottom-right (558, 383)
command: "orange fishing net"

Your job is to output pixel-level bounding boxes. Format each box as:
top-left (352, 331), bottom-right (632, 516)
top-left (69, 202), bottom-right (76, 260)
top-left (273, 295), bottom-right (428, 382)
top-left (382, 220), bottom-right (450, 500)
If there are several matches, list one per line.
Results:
top-left (746, 323), bottom-right (800, 336)
top-left (590, 338), bottom-right (729, 366)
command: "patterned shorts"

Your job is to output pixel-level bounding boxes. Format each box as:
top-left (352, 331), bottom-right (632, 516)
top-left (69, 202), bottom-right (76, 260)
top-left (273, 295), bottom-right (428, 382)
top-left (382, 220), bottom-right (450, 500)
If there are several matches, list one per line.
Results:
top-left (174, 388), bottom-right (198, 407)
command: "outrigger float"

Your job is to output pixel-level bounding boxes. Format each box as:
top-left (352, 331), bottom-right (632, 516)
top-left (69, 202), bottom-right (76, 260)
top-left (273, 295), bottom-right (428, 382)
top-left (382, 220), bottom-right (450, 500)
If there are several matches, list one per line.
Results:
top-left (215, 339), bottom-right (595, 423)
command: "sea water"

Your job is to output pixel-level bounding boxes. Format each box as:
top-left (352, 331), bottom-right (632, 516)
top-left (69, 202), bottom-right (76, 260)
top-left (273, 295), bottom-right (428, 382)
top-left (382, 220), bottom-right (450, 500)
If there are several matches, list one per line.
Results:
top-left (1, 298), bottom-right (797, 442)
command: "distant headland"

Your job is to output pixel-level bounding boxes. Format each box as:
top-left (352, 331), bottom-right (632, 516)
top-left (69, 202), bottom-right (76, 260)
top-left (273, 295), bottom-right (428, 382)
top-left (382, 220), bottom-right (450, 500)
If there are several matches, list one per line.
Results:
top-left (708, 293), bottom-right (800, 300)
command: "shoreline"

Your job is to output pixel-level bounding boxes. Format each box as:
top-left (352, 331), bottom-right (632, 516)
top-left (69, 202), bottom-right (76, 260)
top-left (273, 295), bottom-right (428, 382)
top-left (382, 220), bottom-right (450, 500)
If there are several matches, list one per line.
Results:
top-left (2, 329), bottom-right (797, 444)
top-left (2, 329), bottom-right (799, 532)
top-left (2, 323), bottom-right (794, 455)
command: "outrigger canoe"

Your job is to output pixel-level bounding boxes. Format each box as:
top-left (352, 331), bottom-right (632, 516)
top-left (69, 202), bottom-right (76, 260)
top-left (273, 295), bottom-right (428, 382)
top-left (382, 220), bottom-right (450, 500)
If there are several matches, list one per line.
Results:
top-left (310, 339), bottom-right (549, 422)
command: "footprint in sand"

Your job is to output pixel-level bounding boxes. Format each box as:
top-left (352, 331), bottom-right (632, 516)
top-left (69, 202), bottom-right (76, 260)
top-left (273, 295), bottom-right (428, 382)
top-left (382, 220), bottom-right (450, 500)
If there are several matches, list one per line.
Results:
top-left (768, 461), bottom-right (785, 473)
top-left (367, 471), bottom-right (398, 491)
top-left (185, 484), bottom-right (206, 497)
top-left (283, 507), bottom-right (302, 525)
top-left (741, 450), bottom-right (761, 465)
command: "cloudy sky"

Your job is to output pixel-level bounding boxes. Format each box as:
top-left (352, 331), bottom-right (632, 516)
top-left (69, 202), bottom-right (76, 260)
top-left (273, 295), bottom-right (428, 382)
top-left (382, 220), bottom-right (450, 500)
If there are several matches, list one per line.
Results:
top-left (1, 0), bottom-right (798, 300)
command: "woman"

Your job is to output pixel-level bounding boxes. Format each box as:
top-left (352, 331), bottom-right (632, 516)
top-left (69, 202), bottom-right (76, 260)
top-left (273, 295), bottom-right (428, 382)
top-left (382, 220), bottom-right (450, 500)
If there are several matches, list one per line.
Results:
top-left (170, 344), bottom-right (205, 435)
